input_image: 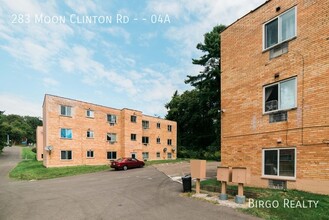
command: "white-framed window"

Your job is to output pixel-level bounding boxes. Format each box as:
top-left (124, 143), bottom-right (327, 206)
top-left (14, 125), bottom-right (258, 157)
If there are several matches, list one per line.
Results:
top-left (107, 114), bottom-right (117, 124)
top-left (262, 148), bottom-right (296, 179)
top-left (263, 7), bottom-right (297, 50)
top-left (107, 133), bottom-right (117, 142)
top-left (131, 115), bottom-right (137, 123)
top-left (131, 134), bottom-right (136, 141)
top-left (142, 120), bottom-right (149, 129)
top-left (168, 125), bottom-right (172, 132)
top-left (142, 136), bottom-right (149, 145)
top-left (60, 128), bottom-right (72, 139)
top-left (60, 105), bottom-right (72, 116)
top-left (142, 152), bottom-right (149, 160)
top-left (156, 152), bottom-right (160, 158)
top-left (156, 137), bottom-right (161, 144)
top-left (61, 150), bottom-right (72, 160)
top-left (157, 122), bottom-right (161, 129)
top-left (87, 130), bottom-right (94, 138)
top-left (167, 152), bottom-right (172, 159)
top-left (86, 150), bottom-right (94, 158)
top-left (167, 139), bottom-right (172, 146)
top-left (263, 77), bottom-right (296, 113)
top-left (107, 151), bottom-right (117, 160)
top-left (86, 109), bottom-right (94, 118)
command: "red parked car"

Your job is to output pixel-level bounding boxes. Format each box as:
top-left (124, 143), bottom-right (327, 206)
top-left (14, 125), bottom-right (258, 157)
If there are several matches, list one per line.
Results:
top-left (110, 158), bottom-right (145, 171)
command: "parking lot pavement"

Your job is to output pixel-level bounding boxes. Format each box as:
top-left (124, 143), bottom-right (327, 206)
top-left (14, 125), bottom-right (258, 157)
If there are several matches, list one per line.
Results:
top-left (0, 149), bottom-right (259, 220)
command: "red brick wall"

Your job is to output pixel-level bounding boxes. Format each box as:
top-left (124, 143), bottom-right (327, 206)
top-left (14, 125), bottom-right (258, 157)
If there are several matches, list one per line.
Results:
top-left (42, 95), bottom-right (177, 167)
top-left (221, 0), bottom-right (329, 194)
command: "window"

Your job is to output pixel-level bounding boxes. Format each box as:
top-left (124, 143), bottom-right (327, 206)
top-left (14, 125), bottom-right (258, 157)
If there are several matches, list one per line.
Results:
top-left (107, 133), bottom-right (117, 142)
top-left (131, 115), bottom-right (137, 123)
top-left (87, 130), bottom-right (94, 138)
top-left (86, 109), bottom-right (94, 118)
top-left (264, 78), bottom-right (296, 113)
top-left (61, 150), bottom-right (72, 160)
top-left (167, 139), bottom-right (172, 146)
top-left (167, 153), bottom-right (172, 159)
top-left (263, 148), bottom-right (295, 178)
top-left (264, 7), bottom-right (296, 50)
top-left (142, 120), bottom-right (149, 129)
top-left (168, 125), bottom-right (172, 132)
top-left (157, 122), bottom-right (161, 129)
top-left (142, 136), bottom-right (149, 145)
top-left (60, 128), bottom-right (72, 139)
top-left (86, 150), bottom-right (94, 158)
top-left (131, 134), bottom-right (136, 141)
top-left (142, 152), bottom-right (149, 160)
top-left (107, 114), bottom-right (117, 124)
top-left (60, 105), bottom-right (72, 116)
top-left (107, 151), bottom-right (117, 160)
top-left (156, 152), bottom-right (160, 158)
top-left (156, 137), bottom-right (161, 144)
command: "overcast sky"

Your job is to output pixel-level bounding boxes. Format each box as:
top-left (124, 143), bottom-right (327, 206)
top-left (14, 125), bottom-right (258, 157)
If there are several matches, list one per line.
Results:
top-left (0, 0), bottom-right (265, 118)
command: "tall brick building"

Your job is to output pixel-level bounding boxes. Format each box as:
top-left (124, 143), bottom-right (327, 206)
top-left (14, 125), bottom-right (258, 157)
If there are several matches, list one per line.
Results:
top-left (221, 0), bottom-right (329, 194)
top-left (38, 94), bottom-right (177, 167)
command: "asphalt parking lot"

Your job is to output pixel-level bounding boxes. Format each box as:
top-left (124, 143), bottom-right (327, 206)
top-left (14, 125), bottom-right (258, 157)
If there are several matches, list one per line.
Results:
top-left (0, 147), bottom-right (259, 220)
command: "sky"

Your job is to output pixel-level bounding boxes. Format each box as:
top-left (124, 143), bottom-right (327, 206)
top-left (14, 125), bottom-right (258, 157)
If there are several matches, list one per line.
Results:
top-left (0, 0), bottom-right (265, 118)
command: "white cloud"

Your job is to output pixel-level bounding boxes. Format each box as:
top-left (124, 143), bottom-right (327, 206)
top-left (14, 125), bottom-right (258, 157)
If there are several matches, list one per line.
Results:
top-left (105, 27), bottom-right (131, 44)
top-left (0, 94), bottom-right (42, 117)
top-left (64, 0), bottom-right (97, 14)
top-left (59, 45), bottom-right (139, 95)
top-left (43, 77), bottom-right (59, 87)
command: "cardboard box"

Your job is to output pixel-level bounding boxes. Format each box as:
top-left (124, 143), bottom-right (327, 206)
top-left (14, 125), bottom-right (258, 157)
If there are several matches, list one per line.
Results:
top-left (232, 167), bottom-right (251, 184)
top-left (190, 160), bottom-right (206, 179)
top-left (217, 166), bottom-right (231, 182)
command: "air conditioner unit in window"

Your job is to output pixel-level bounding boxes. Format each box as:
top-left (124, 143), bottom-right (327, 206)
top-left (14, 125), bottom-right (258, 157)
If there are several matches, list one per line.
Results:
top-left (265, 100), bottom-right (278, 112)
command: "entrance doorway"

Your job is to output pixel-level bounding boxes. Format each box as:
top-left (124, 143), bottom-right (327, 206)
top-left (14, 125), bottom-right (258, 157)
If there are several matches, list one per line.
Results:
top-left (131, 153), bottom-right (137, 159)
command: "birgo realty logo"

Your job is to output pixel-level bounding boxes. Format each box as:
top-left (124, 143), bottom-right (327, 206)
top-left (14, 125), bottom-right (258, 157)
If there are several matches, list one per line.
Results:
top-left (248, 198), bottom-right (319, 209)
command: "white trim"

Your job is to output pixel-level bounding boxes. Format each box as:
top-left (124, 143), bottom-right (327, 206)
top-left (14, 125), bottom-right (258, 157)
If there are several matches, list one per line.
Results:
top-left (262, 147), bottom-right (296, 179)
top-left (263, 77), bottom-right (297, 114)
top-left (263, 6), bottom-right (297, 51)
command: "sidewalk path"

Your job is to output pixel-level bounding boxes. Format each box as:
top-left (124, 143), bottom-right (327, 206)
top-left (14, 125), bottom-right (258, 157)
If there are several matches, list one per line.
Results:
top-left (0, 146), bottom-right (21, 184)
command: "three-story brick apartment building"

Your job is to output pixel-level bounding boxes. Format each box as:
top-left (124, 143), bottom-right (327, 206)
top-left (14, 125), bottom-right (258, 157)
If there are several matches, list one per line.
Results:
top-left (37, 94), bottom-right (177, 167)
top-left (221, 0), bottom-right (329, 194)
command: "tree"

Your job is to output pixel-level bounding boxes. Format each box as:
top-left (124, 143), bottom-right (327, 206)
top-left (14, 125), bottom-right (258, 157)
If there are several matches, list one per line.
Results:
top-left (165, 25), bottom-right (226, 159)
top-left (0, 114), bottom-right (42, 149)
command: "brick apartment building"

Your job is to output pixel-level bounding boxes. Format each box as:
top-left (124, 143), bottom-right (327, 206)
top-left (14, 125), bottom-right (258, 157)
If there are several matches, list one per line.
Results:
top-left (221, 0), bottom-right (329, 194)
top-left (37, 94), bottom-right (177, 167)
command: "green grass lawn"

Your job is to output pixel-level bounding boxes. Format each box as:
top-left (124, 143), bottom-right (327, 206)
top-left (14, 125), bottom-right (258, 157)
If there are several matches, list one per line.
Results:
top-left (9, 147), bottom-right (109, 180)
top-left (145, 158), bottom-right (189, 166)
top-left (200, 179), bottom-right (329, 220)
top-left (22, 147), bottom-right (37, 160)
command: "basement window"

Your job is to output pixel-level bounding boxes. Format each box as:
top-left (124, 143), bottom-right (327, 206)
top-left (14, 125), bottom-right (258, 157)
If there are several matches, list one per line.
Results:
top-left (264, 77), bottom-right (296, 113)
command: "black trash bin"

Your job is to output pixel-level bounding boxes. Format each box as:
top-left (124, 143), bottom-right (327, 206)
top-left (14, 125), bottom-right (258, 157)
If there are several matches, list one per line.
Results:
top-left (181, 175), bottom-right (192, 192)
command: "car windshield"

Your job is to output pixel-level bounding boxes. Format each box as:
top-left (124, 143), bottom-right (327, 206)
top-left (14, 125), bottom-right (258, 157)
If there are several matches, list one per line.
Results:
top-left (116, 158), bottom-right (123, 162)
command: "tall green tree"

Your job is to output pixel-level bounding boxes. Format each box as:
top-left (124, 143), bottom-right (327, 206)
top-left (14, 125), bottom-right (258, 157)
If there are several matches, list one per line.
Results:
top-left (165, 25), bottom-right (225, 159)
top-left (0, 114), bottom-right (42, 149)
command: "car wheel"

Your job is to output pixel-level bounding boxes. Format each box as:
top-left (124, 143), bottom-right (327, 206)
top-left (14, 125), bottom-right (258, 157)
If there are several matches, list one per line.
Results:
top-left (123, 166), bottom-right (128, 171)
